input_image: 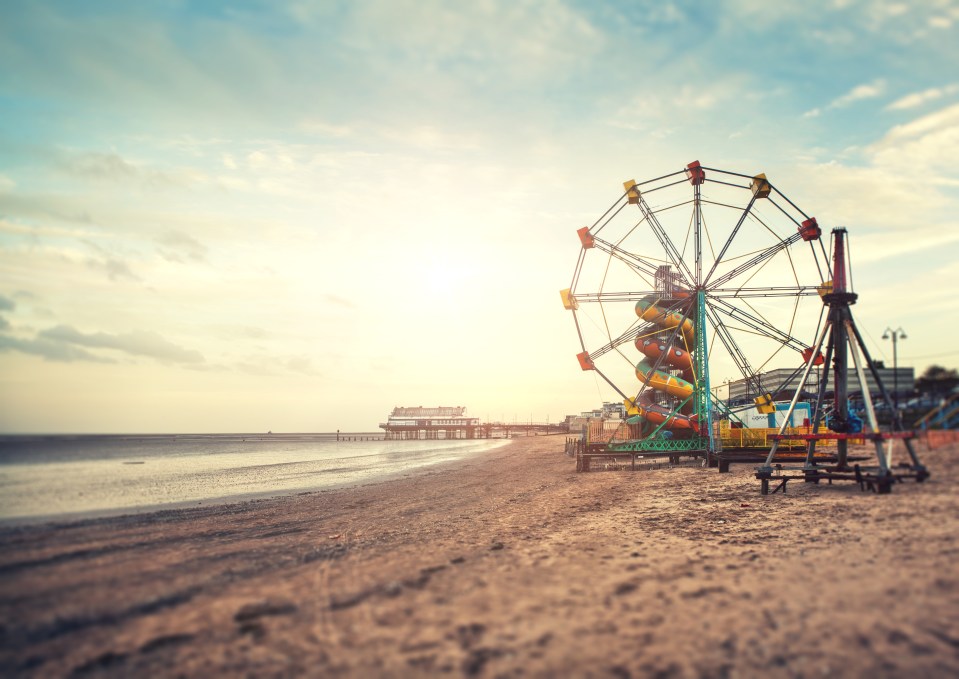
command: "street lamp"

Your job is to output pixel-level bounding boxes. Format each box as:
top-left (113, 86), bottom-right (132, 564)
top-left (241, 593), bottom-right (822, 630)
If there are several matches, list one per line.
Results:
top-left (882, 327), bottom-right (907, 411)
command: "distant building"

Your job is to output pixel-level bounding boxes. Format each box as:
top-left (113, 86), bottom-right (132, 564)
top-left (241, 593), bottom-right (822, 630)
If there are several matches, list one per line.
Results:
top-left (380, 406), bottom-right (480, 440)
top-left (601, 401), bottom-right (626, 419)
top-left (564, 401), bottom-right (625, 433)
top-left (727, 365), bottom-right (914, 405)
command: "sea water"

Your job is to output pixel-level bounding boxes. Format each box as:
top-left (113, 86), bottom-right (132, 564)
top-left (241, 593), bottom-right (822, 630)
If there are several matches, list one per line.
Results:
top-left (0, 434), bottom-right (509, 524)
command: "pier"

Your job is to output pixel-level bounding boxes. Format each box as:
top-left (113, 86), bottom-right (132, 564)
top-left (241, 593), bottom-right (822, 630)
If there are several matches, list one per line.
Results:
top-left (379, 420), bottom-right (568, 440)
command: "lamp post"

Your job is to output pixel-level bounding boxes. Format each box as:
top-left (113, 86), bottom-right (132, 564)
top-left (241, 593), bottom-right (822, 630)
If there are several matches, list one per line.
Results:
top-left (882, 327), bottom-right (907, 411)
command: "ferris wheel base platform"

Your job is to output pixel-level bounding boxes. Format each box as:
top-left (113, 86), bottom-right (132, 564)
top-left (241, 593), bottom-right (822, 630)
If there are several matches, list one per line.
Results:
top-left (575, 438), bottom-right (708, 472)
top-left (755, 463), bottom-right (930, 495)
top-left (711, 450), bottom-right (870, 474)
top-left (607, 436), bottom-right (710, 453)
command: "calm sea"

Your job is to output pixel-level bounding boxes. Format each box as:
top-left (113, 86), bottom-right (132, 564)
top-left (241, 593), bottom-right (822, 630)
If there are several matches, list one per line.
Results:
top-left (0, 434), bottom-right (509, 525)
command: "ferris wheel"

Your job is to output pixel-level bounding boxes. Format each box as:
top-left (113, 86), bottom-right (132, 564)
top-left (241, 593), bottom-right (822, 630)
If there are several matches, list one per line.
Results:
top-left (562, 161), bottom-right (832, 453)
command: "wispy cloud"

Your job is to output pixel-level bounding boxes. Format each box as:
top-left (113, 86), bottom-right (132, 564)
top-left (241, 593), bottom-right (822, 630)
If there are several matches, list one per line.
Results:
top-left (86, 257), bottom-right (141, 282)
top-left (0, 334), bottom-right (115, 363)
top-left (886, 84), bottom-right (959, 111)
top-left (55, 149), bottom-right (207, 190)
top-left (298, 119), bottom-right (354, 139)
top-left (0, 294), bottom-right (12, 333)
top-left (37, 325), bottom-right (205, 363)
top-left (932, 18), bottom-right (952, 29)
top-left (155, 230), bottom-right (208, 263)
top-left (607, 80), bottom-right (742, 133)
top-left (57, 151), bottom-right (139, 181)
top-left (82, 240), bottom-right (141, 283)
top-left (235, 352), bottom-right (320, 377)
top-left (869, 102), bottom-right (959, 178)
top-left (788, 99), bottom-right (959, 276)
top-left (804, 79), bottom-right (886, 117)
top-left (0, 292), bottom-right (206, 365)
top-left (834, 79), bottom-right (887, 107)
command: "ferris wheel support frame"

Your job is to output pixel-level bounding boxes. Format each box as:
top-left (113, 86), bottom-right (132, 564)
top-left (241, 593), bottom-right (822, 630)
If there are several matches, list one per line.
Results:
top-left (695, 289), bottom-right (714, 453)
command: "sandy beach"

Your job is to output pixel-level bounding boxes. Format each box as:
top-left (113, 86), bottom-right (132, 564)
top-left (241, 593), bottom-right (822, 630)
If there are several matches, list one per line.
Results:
top-left (2, 435), bottom-right (958, 678)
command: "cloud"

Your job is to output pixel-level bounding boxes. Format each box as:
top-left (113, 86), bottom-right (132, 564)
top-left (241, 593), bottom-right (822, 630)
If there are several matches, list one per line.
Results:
top-left (788, 101), bottom-right (959, 268)
top-left (342, 0), bottom-right (601, 82)
top-left (58, 151), bottom-right (139, 181)
top-left (284, 355), bottom-right (318, 375)
top-left (607, 80), bottom-right (740, 133)
top-left (868, 102), bottom-right (959, 178)
top-left (235, 353), bottom-right (320, 377)
top-left (2, 1), bottom-right (601, 138)
top-left (0, 334), bottom-right (115, 363)
top-left (0, 295), bottom-right (13, 332)
top-left (805, 79), bottom-right (886, 117)
top-left (81, 240), bottom-right (142, 282)
top-left (886, 84), bottom-right (959, 111)
top-left (878, 102), bottom-right (959, 144)
top-left (37, 325), bottom-right (205, 363)
top-left (86, 256), bottom-right (141, 282)
top-left (155, 230), bottom-right (208, 263)
top-left (299, 119), bottom-right (354, 139)
top-left (929, 15), bottom-right (953, 29)
top-left (56, 149), bottom-right (202, 190)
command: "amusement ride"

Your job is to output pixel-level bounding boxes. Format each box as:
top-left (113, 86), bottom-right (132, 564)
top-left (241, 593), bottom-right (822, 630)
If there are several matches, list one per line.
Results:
top-left (562, 161), bottom-right (928, 493)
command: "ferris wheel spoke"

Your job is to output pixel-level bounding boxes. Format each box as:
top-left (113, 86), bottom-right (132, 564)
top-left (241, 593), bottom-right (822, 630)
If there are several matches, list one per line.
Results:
top-left (708, 306), bottom-right (805, 400)
top-left (705, 305), bottom-right (756, 383)
top-left (708, 297), bottom-right (808, 353)
top-left (706, 309), bottom-right (751, 377)
top-left (572, 290), bottom-right (666, 304)
top-left (741, 295), bottom-right (789, 347)
top-left (702, 193), bottom-right (760, 286)
top-left (586, 321), bottom-right (659, 362)
top-left (706, 231), bottom-right (803, 290)
top-left (708, 286), bottom-right (821, 298)
top-left (635, 197), bottom-right (696, 287)
top-left (592, 237), bottom-right (663, 280)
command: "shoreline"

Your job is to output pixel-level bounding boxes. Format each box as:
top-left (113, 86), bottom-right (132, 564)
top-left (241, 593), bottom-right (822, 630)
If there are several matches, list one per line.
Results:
top-left (0, 436), bottom-right (514, 528)
top-left (2, 436), bottom-right (957, 677)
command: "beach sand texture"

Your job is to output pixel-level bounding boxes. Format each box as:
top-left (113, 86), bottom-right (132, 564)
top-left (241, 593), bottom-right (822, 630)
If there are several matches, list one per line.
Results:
top-left (2, 436), bottom-right (958, 678)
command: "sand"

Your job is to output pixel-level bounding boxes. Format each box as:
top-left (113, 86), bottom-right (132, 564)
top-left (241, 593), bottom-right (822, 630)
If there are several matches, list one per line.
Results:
top-left (1, 435), bottom-right (958, 678)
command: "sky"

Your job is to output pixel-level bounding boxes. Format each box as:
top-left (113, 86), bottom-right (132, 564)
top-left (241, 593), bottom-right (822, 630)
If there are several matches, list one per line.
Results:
top-left (1, 0), bottom-right (958, 433)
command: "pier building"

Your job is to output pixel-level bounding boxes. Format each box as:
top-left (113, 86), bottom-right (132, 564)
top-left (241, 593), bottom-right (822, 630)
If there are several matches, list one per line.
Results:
top-left (380, 406), bottom-right (480, 440)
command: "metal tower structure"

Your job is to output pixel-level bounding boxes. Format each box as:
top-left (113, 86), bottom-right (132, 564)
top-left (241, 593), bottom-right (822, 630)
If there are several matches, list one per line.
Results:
top-left (756, 228), bottom-right (929, 494)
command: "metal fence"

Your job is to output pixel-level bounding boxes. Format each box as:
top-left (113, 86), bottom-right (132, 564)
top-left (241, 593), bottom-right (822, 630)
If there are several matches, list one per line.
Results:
top-left (580, 419), bottom-right (867, 450)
